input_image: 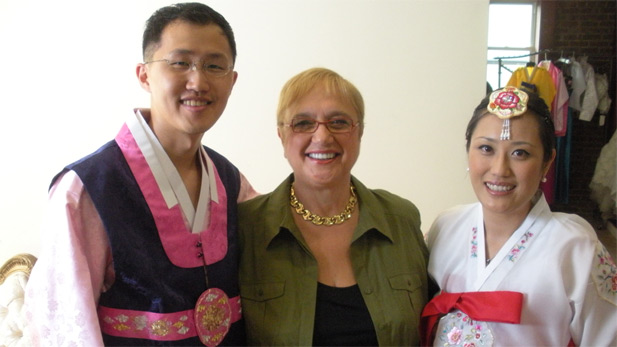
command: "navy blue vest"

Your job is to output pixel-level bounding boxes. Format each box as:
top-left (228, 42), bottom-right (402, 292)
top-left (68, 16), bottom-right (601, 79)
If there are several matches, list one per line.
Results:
top-left (55, 140), bottom-right (245, 346)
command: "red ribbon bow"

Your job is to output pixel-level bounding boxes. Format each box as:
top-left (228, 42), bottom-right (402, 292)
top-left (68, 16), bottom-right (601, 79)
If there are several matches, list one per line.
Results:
top-left (420, 291), bottom-right (523, 346)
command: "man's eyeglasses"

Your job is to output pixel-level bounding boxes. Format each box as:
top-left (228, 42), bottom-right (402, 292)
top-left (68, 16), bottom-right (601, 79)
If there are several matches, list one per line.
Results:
top-left (144, 59), bottom-right (234, 77)
top-left (285, 116), bottom-right (359, 134)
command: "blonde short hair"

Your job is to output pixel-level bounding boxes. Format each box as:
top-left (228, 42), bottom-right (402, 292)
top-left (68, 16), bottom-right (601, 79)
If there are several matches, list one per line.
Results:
top-left (276, 68), bottom-right (365, 131)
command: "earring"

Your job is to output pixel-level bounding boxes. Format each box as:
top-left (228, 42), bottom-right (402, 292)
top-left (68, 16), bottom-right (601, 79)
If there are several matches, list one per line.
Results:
top-left (542, 177), bottom-right (547, 183)
top-left (466, 168), bottom-right (470, 172)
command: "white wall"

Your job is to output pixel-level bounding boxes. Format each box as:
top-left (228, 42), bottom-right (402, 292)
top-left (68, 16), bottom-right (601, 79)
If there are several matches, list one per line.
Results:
top-left (0, 0), bottom-right (487, 259)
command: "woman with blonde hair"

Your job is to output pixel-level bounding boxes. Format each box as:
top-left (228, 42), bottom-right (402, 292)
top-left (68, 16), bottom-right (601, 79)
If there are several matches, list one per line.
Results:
top-left (239, 67), bottom-right (431, 346)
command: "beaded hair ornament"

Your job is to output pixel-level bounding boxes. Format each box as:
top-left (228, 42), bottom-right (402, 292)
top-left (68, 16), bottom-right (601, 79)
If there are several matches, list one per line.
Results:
top-left (487, 86), bottom-right (529, 140)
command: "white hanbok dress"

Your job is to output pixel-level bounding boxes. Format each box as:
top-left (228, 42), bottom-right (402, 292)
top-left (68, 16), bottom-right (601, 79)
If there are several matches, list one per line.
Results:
top-left (425, 192), bottom-right (617, 346)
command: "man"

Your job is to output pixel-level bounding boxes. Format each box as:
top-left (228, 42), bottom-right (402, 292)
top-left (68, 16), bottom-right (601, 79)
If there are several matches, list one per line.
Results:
top-left (25, 3), bottom-right (257, 346)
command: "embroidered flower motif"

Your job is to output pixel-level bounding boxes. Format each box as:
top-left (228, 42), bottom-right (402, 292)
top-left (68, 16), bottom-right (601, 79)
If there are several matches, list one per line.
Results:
top-left (494, 92), bottom-right (519, 109)
top-left (487, 86), bottom-right (528, 119)
top-left (150, 320), bottom-right (170, 336)
top-left (507, 231), bottom-right (534, 262)
top-left (592, 242), bottom-right (617, 304)
top-left (133, 315), bottom-right (147, 330)
top-left (470, 227), bottom-right (478, 258)
top-left (437, 311), bottom-right (493, 346)
top-left (115, 314), bottom-right (129, 323)
top-left (447, 327), bottom-right (463, 344)
top-left (100, 312), bottom-right (196, 339)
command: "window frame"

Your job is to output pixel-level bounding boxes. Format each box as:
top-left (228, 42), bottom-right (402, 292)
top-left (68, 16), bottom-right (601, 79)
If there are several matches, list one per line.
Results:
top-left (487, 0), bottom-right (540, 88)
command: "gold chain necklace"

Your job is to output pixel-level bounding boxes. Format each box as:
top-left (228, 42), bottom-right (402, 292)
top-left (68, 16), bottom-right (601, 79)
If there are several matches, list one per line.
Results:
top-left (289, 184), bottom-right (357, 226)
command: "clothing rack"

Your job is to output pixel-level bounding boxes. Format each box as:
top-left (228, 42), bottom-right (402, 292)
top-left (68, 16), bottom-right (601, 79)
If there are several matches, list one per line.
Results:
top-left (493, 49), bottom-right (552, 88)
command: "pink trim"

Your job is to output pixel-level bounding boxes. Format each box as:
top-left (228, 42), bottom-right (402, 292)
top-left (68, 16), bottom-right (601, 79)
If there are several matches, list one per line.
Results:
top-left (115, 124), bottom-right (228, 267)
top-left (98, 295), bottom-right (241, 341)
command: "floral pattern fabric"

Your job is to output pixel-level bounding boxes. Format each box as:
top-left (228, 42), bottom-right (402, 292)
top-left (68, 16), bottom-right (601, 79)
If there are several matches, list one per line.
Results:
top-left (593, 241), bottom-right (617, 305)
top-left (436, 311), bottom-right (493, 346)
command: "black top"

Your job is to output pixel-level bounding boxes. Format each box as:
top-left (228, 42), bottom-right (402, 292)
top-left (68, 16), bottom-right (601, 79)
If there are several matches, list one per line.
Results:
top-left (312, 282), bottom-right (379, 346)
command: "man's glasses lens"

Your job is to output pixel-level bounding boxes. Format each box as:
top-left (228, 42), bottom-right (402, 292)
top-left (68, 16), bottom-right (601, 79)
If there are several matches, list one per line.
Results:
top-left (146, 59), bottom-right (233, 77)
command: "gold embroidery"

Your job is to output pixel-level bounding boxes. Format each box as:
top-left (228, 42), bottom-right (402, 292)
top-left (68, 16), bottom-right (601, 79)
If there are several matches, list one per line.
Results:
top-left (112, 323), bottom-right (131, 331)
top-left (103, 312), bottom-right (195, 334)
top-left (150, 320), bottom-right (170, 336)
top-left (210, 332), bottom-right (224, 344)
top-left (200, 305), bottom-right (225, 331)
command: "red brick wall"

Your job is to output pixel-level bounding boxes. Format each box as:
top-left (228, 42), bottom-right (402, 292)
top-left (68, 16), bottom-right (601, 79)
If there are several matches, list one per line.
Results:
top-left (539, 0), bottom-right (616, 225)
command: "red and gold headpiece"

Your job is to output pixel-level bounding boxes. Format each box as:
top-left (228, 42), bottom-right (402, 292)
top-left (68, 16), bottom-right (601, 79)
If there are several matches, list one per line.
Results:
top-left (487, 86), bottom-right (529, 140)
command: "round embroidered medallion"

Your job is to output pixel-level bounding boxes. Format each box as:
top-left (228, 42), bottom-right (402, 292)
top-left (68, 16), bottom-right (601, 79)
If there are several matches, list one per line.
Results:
top-left (436, 310), bottom-right (494, 346)
top-left (194, 288), bottom-right (231, 346)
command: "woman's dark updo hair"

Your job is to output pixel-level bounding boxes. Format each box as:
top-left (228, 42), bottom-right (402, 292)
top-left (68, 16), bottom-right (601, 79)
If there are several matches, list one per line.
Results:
top-left (465, 88), bottom-right (556, 163)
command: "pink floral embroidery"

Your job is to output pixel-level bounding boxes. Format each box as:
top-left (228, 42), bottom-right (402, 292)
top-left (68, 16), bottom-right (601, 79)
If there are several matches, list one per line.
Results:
top-left (470, 227), bottom-right (478, 258)
top-left (493, 91), bottom-right (519, 109)
top-left (593, 243), bottom-right (617, 303)
top-left (447, 327), bottom-right (463, 344)
top-left (487, 86), bottom-right (528, 118)
top-left (507, 231), bottom-right (534, 262)
top-left (438, 311), bottom-right (493, 346)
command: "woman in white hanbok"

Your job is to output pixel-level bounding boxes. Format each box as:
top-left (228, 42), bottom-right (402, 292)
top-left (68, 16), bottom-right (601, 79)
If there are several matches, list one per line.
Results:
top-left (422, 86), bottom-right (616, 347)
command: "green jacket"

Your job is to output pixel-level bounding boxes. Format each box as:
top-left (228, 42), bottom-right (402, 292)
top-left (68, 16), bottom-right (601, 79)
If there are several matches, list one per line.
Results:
top-left (239, 174), bottom-right (429, 346)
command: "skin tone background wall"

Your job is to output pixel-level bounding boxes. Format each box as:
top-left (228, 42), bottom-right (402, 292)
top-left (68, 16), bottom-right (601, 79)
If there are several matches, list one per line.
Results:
top-left (0, 0), bottom-right (486, 258)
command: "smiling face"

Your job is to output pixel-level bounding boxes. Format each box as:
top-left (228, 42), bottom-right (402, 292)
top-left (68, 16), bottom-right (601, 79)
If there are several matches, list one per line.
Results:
top-left (279, 86), bottom-right (362, 190)
top-left (136, 21), bottom-right (238, 144)
top-left (468, 111), bottom-right (555, 219)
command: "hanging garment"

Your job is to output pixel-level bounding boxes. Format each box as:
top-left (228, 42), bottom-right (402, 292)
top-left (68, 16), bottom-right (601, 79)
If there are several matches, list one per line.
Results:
top-left (568, 58), bottom-right (586, 112)
top-left (554, 108), bottom-right (574, 205)
top-left (596, 73), bottom-right (612, 116)
top-left (578, 56), bottom-right (599, 121)
top-left (507, 66), bottom-right (556, 111)
top-left (589, 130), bottom-right (616, 221)
top-left (539, 60), bottom-right (569, 136)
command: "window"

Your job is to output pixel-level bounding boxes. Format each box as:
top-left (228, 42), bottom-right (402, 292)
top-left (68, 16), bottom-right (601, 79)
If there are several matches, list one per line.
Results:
top-left (486, 1), bottom-right (538, 90)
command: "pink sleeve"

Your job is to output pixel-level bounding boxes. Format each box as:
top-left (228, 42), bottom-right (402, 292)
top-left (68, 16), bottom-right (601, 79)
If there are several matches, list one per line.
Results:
top-left (237, 171), bottom-right (260, 202)
top-left (24, 171), bottom-right (111, 346)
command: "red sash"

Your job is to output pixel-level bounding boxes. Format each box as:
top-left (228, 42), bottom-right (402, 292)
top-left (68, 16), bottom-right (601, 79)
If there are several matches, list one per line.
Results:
top-left (420, 291), bottom-right (523, 346)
